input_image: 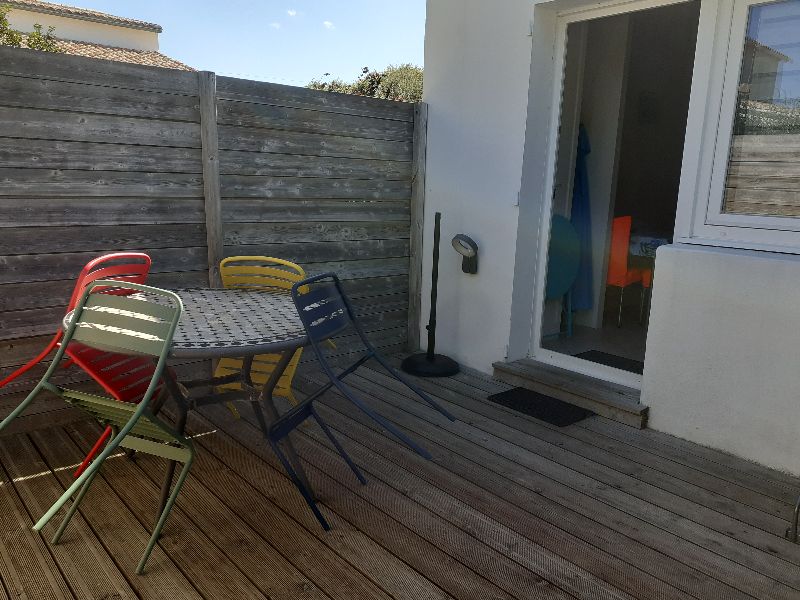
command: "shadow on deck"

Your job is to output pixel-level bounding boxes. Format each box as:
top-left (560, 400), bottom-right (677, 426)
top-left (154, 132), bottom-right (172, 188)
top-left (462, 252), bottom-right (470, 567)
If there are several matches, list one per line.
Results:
top-left (0, 357), bottom-right (799, 600)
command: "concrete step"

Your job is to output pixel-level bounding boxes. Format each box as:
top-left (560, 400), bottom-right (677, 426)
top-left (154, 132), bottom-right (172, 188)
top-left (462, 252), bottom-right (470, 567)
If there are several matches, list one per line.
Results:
top-left (492, 358), bottom-right (648, 428)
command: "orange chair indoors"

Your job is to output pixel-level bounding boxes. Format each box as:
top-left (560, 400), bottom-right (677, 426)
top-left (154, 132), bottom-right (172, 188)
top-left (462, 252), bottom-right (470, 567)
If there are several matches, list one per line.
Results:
top-left (606, 216), bottom-right (652, 327)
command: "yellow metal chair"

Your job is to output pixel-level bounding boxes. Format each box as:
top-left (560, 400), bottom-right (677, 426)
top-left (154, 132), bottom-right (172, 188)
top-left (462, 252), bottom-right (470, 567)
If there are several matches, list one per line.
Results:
top-left (215, 256), bottom-right (306, 407)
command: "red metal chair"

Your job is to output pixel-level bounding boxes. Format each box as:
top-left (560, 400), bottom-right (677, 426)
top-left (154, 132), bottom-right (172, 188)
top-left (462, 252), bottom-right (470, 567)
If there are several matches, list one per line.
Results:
top-left (0, 253), bottom-right (167, 475)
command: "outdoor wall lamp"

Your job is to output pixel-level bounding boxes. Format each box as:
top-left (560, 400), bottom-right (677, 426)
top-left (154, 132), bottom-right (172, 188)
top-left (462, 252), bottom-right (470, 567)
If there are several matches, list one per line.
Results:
top-left (452, 234), bottom-right (478, 273)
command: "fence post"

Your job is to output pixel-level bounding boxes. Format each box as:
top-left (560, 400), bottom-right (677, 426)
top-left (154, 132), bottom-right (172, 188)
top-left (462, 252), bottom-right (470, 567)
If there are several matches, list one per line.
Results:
top-left (198, 70), bottom-right (223, 288)
top-left (408, 102), bottom-right (428, 351)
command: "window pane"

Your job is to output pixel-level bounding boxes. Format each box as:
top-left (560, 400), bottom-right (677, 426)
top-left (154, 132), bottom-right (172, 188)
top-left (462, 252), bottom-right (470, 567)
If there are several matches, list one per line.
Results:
top-left (723, 0), bottom-right (800, 216)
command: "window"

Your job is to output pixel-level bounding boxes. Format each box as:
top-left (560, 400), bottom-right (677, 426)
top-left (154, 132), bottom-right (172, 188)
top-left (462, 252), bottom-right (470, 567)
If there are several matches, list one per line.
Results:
top-left (678, 0), bottom-right (800, 251)
top-left (722, 0), bottom-right (800, 217)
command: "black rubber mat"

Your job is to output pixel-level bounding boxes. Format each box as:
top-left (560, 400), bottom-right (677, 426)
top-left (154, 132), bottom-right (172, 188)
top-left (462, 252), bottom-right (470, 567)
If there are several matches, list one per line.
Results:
top-left (487, 387), bottom-right (594, 427)
top-left (575, 350), bottom-right (644, 375)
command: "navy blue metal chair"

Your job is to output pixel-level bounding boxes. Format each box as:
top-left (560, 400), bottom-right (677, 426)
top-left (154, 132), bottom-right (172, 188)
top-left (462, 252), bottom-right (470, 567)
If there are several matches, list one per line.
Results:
top-left (290, 273), bottom-right (456, 462)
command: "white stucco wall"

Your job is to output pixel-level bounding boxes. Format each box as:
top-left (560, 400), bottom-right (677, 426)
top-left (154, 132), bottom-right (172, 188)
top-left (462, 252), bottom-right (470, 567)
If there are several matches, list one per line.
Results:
top-left (422, 0), bottom-right (534, 372)
top-left (8, 9), bottom-right (159, 50)
top-left (643, 244), bottom-right (800, 475)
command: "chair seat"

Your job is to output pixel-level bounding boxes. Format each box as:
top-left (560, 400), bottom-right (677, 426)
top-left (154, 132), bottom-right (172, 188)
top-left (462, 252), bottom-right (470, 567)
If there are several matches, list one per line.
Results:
top-left (61, 388), bottom-right (178, 445)
top-left (608, 268), bottom-right (644, 288)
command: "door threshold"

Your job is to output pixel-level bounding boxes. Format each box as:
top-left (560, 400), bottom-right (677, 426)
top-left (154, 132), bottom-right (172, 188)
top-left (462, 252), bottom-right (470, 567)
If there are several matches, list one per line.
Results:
top-left (492, 358), bottom-right (648, 428)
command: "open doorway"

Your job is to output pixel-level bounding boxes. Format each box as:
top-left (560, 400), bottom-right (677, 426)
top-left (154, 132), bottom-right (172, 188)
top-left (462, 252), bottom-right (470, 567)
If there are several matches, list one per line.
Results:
top-left (539, 1), bottom-right (700, 376)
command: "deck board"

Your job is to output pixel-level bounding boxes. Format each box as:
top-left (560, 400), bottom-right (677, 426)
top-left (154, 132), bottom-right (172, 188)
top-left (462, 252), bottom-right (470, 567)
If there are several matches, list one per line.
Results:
top-left (0, 361), bottom-right (798, 599)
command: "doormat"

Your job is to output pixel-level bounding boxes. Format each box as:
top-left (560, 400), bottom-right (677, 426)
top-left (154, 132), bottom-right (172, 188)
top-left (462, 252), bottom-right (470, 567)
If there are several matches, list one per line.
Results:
top-left (575, 350), bottom-right (644, 375)
top-left (487, 388), bottom-right (594, 427)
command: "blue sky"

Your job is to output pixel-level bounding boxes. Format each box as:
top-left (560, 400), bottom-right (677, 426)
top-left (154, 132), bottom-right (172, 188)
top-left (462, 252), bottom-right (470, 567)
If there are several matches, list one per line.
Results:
top-left (71, 1), bottom-right (426, 85)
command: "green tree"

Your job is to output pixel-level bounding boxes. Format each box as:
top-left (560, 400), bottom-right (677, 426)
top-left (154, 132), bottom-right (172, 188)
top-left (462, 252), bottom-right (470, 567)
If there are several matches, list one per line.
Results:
top-left (0, 4), bottom-right (60, 52)
top-left (308, 64), bottom-right (423, 103)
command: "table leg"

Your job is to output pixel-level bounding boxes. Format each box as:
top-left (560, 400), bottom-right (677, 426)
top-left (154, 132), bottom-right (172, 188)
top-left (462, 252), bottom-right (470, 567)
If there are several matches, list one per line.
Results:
top-left (249, 349), bottom-right (315, 498)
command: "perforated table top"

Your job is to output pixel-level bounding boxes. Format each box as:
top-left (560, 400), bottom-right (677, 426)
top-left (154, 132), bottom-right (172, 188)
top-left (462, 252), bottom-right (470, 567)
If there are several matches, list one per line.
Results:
top-left (167, 288), bottom-right (307, 359)
top-left (64, 288), bottom-right (308, 359)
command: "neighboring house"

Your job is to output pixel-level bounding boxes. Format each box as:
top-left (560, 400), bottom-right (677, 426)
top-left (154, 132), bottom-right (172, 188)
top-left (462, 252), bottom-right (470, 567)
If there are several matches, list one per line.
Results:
top-left (5, 0), bottom-right (191, 69)
top-left (423, 0), bottom-right (800, 474)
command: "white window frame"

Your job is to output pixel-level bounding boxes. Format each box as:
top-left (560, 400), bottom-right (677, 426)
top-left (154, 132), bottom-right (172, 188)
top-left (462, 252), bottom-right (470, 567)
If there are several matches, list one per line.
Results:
top-left (675, 0), bottom-right (800, 252)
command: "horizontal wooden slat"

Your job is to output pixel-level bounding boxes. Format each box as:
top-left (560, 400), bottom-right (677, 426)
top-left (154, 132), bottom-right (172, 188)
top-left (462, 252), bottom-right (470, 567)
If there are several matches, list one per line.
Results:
top-left (0, 73), bottom-right (200, 121)
top-left (729, 134), bottom-right (800, 162)
top-left (0, 271), bottom-right (210, 313)
top-left (0, 198), bottom-right (206, 227)
top-left (0, 224), bottom-right (206, 255)
top-left (223, 221), bottom-right (409, 245)
top-left (0, 306), bottom-right (64, 342)
top-left (723, 187), bottom-right (800, 217)
top-left (222, 199), bottom-right (409, 223)
top-left (225, 239), bottom-right (408, 264)
top-left (218, 99), bottom-right (413, 141)
top-left (216, 76), bottom-right (414, 122)
top-left (220, 149), bottom-right (410, 179)
top-left (726, 174), bottom-right (800, 191)
top-left (0, 247), bottom-right (208, 285)
top-left (0, 138), bottom-right (202, 173)
top-left (0, 46), bottom-right (198, 95)
top-left (727, 161), bottom-right (800, 179)
top-left (219, 125), bottom-right (411, 161)
top-left (341, 275), bottom-right (409, 299)
top-left (220, 175), bottom-right (410, 201)
top-left (0, 106), bottom-right (201, 148)
top-left (0, 169), bottom-right (204, 197)
top-left (301, 257), bottom-right (409, 280)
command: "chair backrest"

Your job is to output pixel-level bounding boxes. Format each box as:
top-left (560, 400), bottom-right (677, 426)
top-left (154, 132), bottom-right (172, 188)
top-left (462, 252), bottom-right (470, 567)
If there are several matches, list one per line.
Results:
top-left (65, 280), bottom-right (183, 360)
top-left (67, 253), bottom-right (152, 312)
top-left (607, 216), bottom-right (633, 284)
top-left (220, 256), bottom-right (305, 291)
top-left (291, 273), bottom-right (353, 344)
top-left (546, 214), bottom-right (581, 300)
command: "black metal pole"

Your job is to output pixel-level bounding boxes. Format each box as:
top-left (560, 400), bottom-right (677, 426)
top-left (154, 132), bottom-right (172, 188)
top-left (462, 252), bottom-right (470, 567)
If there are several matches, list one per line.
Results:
top-left (426, 212), bottom-right (442, 360)
top-left (400, 211), bottom-right (459, 377)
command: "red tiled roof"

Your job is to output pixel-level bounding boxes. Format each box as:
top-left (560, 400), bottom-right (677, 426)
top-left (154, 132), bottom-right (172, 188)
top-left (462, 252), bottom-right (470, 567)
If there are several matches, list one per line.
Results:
top-left (6, 0), bottom-right (162, 32)
top-left (22, 36), bottom-right (194, 70)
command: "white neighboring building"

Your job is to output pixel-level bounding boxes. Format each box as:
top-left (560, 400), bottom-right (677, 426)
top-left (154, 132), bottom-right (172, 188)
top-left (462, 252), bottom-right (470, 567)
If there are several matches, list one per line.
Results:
top-left (423, 0), bottom-right (800, 474)
top-left (5, 0), bottom-right (191, 69)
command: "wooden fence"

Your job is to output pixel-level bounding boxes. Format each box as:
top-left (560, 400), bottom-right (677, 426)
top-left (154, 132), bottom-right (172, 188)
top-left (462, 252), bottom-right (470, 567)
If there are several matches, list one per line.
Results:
top-left (0, 46), bottom-right (424, 433)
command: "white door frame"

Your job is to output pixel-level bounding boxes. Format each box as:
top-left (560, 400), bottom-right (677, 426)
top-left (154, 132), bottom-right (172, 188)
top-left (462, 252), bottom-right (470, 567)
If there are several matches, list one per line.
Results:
top-left (524, 0), bottom-right (701, 389)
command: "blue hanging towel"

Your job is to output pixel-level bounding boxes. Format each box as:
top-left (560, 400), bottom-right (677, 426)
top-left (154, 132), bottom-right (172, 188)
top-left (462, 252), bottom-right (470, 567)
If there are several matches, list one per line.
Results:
top-left (570, 124), bottom-right (593, 311)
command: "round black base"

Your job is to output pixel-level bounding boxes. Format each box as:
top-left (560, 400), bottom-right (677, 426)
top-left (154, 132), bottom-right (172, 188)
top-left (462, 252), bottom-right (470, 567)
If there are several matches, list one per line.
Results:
top-left (401, 353), bottom-right (460, 377)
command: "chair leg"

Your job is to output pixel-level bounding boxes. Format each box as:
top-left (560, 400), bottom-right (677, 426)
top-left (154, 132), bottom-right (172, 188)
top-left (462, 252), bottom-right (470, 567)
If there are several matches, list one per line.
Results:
top-left (156, 376), bottom-right (190, 525)
top-left (565, 290), bottom-right (574, 338)
top-left (270, 439), bottom-right (330, 530)
top-left (311, 408), bottom-right (366, 485)
top-left (787, 494), bottom-right (800, 543)
top-left (617, 286), bottom-right (625, 328)
top-left (51, 462), bottom-right (101, 544)
top-left (137, 447), bottom-right (194, 575)
top-left (73, 426), bottom-right (113, 478)
top-left (372, 353), bottom-right (456, 422)
top-left (639, 287), bottom-right (646, 324)
top-left (331, 377), bottom-right (433, 459)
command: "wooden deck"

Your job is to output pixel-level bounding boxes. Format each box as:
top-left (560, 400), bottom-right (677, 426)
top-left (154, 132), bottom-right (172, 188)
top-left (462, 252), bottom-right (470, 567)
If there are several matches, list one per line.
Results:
top-left (1, 358), bottom-right (799, 599)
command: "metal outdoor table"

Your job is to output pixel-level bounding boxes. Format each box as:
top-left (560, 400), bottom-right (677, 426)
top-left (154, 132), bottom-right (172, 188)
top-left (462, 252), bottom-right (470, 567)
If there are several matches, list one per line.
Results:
top-left (67, 287), bottom-right (315, 507)
top-left (163, 287), bottom-right (314, 499)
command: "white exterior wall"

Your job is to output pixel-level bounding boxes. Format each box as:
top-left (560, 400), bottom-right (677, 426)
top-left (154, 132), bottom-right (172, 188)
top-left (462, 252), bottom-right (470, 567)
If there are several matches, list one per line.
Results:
top-left (7, 9), bottom-right (158, 50)
top-left (422, 0), bottom-right (533, 371)
top-left (643, 244), bottom-right (800, 475)
top-left (425, 0), bottom-right (800, 473)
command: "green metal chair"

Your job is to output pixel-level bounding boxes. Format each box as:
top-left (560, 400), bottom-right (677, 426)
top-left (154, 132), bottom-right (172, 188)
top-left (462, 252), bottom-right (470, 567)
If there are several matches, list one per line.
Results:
top-left (22, 280), bottom-right (189, 575)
